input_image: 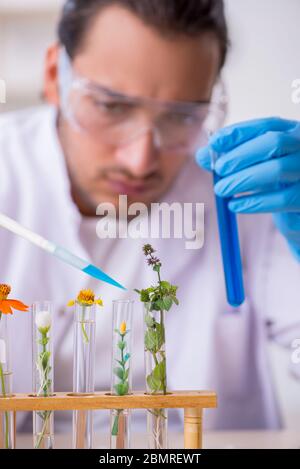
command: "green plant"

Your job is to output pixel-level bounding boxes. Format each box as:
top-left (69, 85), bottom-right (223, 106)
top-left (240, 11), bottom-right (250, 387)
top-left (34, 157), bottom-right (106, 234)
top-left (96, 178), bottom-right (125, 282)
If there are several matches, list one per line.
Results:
top-left (135, 244), bottom-right (179, 395)
top-left (35, 311), bottom-right (52, 449)
top-left (135, 245), bottom-right (179, 448)
top-left (111, 321), bottom-right (130, 436)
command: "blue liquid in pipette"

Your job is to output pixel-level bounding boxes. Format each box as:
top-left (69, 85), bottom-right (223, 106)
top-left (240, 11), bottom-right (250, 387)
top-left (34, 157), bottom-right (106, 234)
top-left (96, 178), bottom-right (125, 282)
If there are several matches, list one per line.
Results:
top-left (213, 171), bottom-right (245, 307)
top-left (83, 264), bottom-right (126, 290)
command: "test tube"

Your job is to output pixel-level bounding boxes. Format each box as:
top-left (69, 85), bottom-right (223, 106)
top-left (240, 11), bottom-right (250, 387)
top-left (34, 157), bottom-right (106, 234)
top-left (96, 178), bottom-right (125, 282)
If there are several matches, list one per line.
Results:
top-left (210, 146), bottom-right (245, 307)
top-left (32, 301), bottom-right (54, 449)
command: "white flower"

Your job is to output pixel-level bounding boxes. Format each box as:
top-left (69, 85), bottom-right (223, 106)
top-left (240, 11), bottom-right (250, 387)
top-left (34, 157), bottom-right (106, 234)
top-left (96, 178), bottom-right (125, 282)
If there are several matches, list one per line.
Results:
top-left (35, 310), bottom-right (51, 332)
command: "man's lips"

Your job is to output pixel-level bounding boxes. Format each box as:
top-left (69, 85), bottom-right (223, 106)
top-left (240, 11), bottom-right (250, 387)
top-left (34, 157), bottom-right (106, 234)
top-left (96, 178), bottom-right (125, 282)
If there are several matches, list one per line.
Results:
top-left (106, 177), bottom-right (155, 195)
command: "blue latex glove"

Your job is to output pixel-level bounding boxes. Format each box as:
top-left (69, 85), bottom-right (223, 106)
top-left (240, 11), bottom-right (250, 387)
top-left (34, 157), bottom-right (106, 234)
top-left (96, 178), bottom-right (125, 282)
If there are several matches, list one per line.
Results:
top-left (196, 117), bottom-right (300, 261)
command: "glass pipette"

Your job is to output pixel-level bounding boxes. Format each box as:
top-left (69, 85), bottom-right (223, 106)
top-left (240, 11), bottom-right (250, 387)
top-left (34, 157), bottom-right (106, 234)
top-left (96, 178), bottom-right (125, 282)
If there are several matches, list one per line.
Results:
top-left (0, 212), bottom-right (126, 290)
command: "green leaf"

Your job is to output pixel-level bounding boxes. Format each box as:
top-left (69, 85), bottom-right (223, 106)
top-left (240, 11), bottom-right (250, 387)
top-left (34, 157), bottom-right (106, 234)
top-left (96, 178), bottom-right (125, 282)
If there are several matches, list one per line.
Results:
top-left (38, 337), bottom-right (49, 346)
top-left (162, 296), bottom-right (173, 311)
top-left (140, 289), bottom-right (151, 302)
top-left (146, 373), bottom-right (161, 393)
top-left (152, 300), bottom-right (162, 311)
top-left (145, 314), bottom-right (155, 328)
top-left (115, 359), bottom-right (124, 367)
top-left (122, 382), bottom-right (129, 394)
top-left (144, 329), bottom-right (158, 353)
top-left (117, 340), bottom-right (126, 350)
top-left (156, 299), bottom-right (165, 310)
top-left (124, 368), bottom-right (129, 380)
top-left (113, 367), bottom-right (124, 380)
top-left (160, 280), bottom-right (171, 290)
top-left (155, 323), bottom-right (165, 349)
top-left (149, 301), bottom-right (157, 312)
top-left (146, 360), bottom-right (166, 393)
top-left (114, 382), bottom-right (129, 396)
top-left (153, 264), bottom-right (161, 272)
top-left (144, 322), bottom-right (165, 353)
top-left (41, 351), bottom-right (51, 369)
top-left (153, 359), bottom-right (166, 383)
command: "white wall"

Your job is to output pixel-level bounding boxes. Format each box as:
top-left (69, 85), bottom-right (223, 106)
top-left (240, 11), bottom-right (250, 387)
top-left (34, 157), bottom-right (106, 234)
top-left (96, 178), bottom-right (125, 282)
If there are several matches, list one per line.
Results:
top-left (223, 0), bottom-right (300, 123)
top-left (0, 1), bottom-right (63, 111)
top-left (0, 0), bottom-right (299, 429)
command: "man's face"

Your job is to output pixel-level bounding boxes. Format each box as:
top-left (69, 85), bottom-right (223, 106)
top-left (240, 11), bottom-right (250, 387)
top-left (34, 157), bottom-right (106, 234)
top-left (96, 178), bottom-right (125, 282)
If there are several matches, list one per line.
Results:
top-left (45, 6), bottom-right (220, 216)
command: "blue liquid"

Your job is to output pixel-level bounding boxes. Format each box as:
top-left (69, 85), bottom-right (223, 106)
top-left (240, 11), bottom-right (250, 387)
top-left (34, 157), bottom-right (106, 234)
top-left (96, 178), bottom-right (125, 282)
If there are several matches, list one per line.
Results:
top-left (213, 172), bottom-right (245, 307)
top-left (83, 264), bottom-right (126, 290)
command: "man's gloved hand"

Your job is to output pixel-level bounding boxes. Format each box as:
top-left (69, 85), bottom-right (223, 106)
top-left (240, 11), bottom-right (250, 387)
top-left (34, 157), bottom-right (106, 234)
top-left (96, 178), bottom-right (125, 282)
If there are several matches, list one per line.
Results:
top-left (196, 117), bottom-right (300, 261)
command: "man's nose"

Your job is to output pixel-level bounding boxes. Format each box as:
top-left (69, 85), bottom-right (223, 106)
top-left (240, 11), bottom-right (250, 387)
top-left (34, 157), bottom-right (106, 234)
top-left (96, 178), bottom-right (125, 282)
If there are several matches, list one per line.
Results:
top-left (114, 130), bottom-right (160, 178)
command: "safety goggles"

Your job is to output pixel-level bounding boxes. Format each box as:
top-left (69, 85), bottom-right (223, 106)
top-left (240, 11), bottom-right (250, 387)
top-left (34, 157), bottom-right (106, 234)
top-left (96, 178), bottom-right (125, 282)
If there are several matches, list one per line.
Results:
top-left (58, 47), bottom-right (225, 154)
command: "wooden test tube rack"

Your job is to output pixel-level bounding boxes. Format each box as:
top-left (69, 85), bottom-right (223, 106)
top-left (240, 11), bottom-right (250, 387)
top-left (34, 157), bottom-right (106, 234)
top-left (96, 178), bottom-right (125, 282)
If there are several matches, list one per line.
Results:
top-left (0, 390), bottom-right (217, 449)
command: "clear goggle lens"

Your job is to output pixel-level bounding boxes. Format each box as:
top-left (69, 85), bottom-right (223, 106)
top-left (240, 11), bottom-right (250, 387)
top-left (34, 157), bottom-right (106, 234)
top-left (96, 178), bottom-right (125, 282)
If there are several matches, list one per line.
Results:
top-left (66, 83), bottom-right (218, 153)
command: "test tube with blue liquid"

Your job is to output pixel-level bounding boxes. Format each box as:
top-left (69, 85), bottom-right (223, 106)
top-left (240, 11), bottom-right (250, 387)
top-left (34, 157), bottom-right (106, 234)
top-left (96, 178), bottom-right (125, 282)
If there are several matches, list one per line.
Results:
top-left (210, 142), bottom-right (245, 308)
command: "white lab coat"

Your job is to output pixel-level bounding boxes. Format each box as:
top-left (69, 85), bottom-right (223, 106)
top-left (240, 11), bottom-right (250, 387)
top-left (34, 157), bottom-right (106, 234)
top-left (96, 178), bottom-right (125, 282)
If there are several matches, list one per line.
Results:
top-left (0, 106), bottom-right (299, 432)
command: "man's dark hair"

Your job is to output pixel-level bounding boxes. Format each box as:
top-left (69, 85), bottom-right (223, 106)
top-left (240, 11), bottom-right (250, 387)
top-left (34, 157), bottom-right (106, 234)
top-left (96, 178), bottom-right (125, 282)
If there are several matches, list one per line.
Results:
top-left (58, 0), bottom-right (229, 69)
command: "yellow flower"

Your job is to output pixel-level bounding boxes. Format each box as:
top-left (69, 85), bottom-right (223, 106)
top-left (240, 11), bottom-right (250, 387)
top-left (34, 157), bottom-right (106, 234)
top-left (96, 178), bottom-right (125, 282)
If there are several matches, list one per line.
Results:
top-left (67, 289), bottom-right (103, 308)
top-left (120, 321), bottom-right (127, 335)
top-left (77, 289), bottom-right (95, 304)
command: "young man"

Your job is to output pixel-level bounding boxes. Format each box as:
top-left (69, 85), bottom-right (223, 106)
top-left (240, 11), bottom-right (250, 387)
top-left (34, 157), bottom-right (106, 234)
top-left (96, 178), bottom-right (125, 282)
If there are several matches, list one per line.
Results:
top-left (0, 0), bottom-right (299, 432)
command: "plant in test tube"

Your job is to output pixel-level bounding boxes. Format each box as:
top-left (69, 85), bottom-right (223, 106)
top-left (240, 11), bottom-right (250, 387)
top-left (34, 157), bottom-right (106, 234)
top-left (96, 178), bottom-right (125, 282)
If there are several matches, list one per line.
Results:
top-left (111, 320), bottom-right (130, 436)
top-left (68, 289), bottom-right (103, 344)
top-left (135, 244), bottom-right (179, 449)
top-left (68, 289), bottom-right (103, 449)
top-left (0, 284), bottom-right (28, 449)
top-left (33, 304), bottom-right (54, 449)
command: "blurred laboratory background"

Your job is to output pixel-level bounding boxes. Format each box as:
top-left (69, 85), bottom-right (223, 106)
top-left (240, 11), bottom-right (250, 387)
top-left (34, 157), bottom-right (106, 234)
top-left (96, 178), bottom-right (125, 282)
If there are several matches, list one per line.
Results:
top-left (0, 0), bottom-right (299, 430)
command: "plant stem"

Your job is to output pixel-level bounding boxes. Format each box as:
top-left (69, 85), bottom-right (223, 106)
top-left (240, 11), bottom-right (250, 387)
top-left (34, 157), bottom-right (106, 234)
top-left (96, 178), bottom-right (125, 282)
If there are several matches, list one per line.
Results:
top-left (0, 361), bottom-right (9, 448)
top-left (36, 329), bottom-right (52, 448)
top-left (159, 313), bottom-right (166, 394)
top-left (42, 337), bottom-right (47, 397)
top-left (0, 313), bottom-right (9, 449)
top-left (157, 269), bottom-right (166, 394)
top-left (121, 334), bottom-right (124, 364)
top-left (81, 306), bottom-right (89, 344)
top-left (111, 409), bottom-right (122, 436)
top-left (35, 411), bottom-right (51, 449)
top-left (112, 334), bottom-right (126, 436)
top-left (151, 350), bottom-right (159, 367)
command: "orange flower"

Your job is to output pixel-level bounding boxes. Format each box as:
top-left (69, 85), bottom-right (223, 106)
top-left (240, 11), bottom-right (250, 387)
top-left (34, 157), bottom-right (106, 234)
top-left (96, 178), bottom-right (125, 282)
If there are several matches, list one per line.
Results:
top-left (0, 284), bottom-right (28, 315)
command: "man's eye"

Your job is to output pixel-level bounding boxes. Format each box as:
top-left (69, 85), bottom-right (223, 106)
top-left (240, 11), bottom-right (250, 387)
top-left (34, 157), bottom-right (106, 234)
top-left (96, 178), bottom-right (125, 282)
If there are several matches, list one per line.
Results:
top-left (94, 100), bottom-right (133, 116)
top-left (164, 112), bottom-right (197, 126)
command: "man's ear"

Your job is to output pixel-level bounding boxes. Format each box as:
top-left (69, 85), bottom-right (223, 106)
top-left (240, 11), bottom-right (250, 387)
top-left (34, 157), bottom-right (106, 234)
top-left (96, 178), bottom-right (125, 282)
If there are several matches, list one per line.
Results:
top-left (43, 43), bottom-right (60, 106)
